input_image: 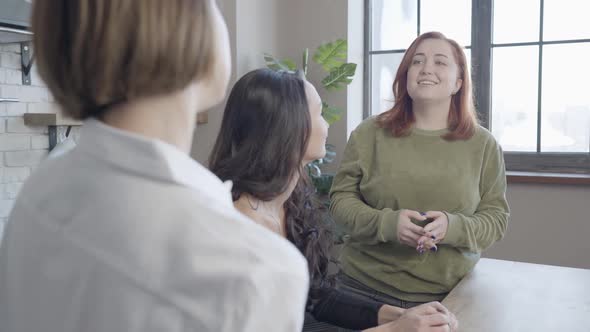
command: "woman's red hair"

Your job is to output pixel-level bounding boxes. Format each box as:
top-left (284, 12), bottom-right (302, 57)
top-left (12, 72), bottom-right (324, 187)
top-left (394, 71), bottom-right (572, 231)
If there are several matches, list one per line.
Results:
top-left (376, 31), bottom-right (478, 140)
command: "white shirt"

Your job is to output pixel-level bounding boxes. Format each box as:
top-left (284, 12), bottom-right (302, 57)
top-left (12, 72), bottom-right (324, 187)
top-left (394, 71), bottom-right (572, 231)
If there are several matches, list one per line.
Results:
top-left (0, 119), bottom-right (309, 332)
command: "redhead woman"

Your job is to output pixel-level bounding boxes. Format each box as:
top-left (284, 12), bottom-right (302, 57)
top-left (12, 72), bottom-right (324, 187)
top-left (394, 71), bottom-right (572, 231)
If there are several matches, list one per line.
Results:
top-left (330, 31), bottom-right (509, 308)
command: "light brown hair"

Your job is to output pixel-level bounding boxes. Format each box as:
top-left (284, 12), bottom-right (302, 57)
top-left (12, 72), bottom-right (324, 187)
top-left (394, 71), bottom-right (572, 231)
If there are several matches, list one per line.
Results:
top-left (32, 0), bottom-right (216, 119)
top-left (376, 31), bottom-right (478, 140)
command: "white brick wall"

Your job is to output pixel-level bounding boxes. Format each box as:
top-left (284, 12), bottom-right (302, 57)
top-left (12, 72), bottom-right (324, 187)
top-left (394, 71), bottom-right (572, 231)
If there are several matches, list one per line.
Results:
top-left (5, 117), bottom-right (47, 134)
top-left (1, 166), bottom-right (31, 183)
top-left (0, 44), bottom-right (21, 53)
top-left (32, 135), bottom-right (50, 149)
top-left (0, 135), bottom-right (30, 151)
top-left (0, 43), bottom-right (53, 233)
top-left (0, 199), bottom-right (15, 218)
top-left (4, 102), bottom-right (26, 116)
top-left (4, 150), bottom-right (48, 166)
top-left (2, 183), bottom-right (23, 199)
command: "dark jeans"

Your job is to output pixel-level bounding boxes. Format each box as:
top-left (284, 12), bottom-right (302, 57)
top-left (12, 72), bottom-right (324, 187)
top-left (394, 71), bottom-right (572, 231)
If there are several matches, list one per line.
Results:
top-left (335, 273), bottom-right (426, 309)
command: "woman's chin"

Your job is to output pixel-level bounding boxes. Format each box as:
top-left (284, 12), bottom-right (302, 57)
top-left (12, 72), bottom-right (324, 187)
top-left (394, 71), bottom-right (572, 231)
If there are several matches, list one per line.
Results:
top-left (303, 152), bottom-right (326, 165)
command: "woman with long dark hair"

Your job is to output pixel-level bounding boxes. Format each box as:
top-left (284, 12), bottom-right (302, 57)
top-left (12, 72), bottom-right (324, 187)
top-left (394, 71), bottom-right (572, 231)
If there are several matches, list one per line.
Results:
top-left (210, 68), bottom-right (457, 332)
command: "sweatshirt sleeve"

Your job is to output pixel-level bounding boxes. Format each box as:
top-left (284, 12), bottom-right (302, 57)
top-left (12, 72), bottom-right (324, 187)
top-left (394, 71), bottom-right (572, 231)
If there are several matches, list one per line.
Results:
top-left (441, 137), bottom-right (510, 252)
top-left (329, 128), bottom-right (401, 245)
top-left (307, 286), bottom-right (381, 330)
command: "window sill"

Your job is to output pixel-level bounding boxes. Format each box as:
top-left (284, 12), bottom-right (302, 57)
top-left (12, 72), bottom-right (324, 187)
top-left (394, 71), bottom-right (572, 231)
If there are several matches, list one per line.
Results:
top-left (506, 171), bottom-right (590, 185)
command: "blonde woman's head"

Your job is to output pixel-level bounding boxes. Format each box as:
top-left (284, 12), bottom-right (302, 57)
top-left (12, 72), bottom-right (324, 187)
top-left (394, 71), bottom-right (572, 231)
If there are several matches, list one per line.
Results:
top-left (32, 0), bottom-right (231, 119)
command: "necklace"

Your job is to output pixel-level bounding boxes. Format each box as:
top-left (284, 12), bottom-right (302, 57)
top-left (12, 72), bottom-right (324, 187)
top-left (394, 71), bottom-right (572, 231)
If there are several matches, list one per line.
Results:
top-left (246, 195), bottom-right (260, 210)
top-left (246, 195), bottom-right (283, 235)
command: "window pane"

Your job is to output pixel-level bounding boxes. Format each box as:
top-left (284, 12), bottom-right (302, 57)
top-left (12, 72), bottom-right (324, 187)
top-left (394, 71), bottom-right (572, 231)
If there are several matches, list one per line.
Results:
top-left (493, 0), bottom-right (540, 44)
top-left (463, 49), bottom-right (472, 80)
top-left (420, 0), bottom-right (471, 46)
top-left (541, 43), bottom-right (590, 152)
top-left (491, 46), bottom-right (539, 152)
top-left (370, 53), bottom-right (404, 115)
top-left (544, 0), bottom-right (590, 41)
top-left (371, 0), bottom-right (417, 51)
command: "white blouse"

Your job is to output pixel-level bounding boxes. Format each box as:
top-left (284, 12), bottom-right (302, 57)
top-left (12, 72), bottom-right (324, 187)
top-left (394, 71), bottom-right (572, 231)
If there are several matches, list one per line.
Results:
top-left (0, 119), bottom-right (309, 332)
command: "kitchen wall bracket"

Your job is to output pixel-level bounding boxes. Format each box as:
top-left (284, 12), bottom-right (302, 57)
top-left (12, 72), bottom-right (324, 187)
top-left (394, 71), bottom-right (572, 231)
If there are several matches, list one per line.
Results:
top-left (20, 41), bottom-right (33, 85)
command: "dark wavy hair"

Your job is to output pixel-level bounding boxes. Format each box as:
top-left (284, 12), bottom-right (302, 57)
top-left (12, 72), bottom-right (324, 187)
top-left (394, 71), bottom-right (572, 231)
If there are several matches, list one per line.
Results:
top-left (209, 68), bottom-right (332, 285)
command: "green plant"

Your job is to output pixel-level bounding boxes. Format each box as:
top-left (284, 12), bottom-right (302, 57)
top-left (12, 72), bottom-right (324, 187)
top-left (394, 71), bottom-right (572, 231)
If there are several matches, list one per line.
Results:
top-left (264, 39), bottom-right (356, 127)
top-left (264, 39), bottom-right (357, 197)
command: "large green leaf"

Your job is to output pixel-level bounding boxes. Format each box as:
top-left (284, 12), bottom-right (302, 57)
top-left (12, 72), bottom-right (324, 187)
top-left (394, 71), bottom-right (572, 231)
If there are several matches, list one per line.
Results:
top-left (282, 58), bottom-right (297, 71)
top-left (312, 39), bottom-right (347, 72)
top-left (322, 102), bottom-right (342, 125)
top-left (264, 53), bottom-right (297, 72)
top-left (321, 63), bottom-right (357, 91)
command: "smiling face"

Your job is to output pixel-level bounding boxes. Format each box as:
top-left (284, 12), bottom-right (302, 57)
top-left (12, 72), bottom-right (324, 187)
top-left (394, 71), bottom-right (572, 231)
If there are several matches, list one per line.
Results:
top-left (406, 38), bottom-right (463, 103)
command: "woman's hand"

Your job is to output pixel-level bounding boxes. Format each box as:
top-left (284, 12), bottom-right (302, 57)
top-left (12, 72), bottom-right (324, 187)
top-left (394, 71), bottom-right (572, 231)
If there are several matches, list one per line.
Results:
top-left (368, 302), bottom-right (457, 332)
top-left (406, 302), bottom-right (457, 332)
top-left (396, 209), bottom-right (428, 248)
top-left (377, 305), bottom-right (404, 325)
top-left (416, 211), bottom-right (449, 253)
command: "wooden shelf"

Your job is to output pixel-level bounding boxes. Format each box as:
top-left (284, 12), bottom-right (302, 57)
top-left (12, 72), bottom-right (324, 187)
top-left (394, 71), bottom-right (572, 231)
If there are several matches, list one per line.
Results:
top-left (24, 113), bottom-right (82, 126)
top-left (507, 171), bottom-right (590, 185)
top-left (25, 111), bottom-right (208, 126)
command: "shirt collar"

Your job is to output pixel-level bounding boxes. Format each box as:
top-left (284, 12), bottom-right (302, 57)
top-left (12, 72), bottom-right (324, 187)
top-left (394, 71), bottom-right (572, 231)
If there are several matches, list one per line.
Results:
top-left (77, 118), bottom-right (233, 206)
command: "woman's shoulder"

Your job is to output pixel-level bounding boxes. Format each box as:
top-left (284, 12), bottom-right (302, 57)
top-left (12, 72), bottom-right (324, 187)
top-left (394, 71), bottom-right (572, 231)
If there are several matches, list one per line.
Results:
top-left (471, 125), bottom-right (502, 150)
top-left (350, 116), bottom-right (382, 139)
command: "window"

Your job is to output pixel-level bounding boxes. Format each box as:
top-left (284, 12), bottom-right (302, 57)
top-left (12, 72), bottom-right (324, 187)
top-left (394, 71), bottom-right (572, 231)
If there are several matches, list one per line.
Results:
top-left (368, 0), bottom-right (471, 117)
top-left (365, 0), bottom-right (590, 174)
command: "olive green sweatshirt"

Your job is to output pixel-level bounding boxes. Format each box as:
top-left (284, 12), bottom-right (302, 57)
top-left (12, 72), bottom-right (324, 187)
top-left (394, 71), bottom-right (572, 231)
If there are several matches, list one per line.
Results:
top-left (329, 117), bottom-right (510, 302)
